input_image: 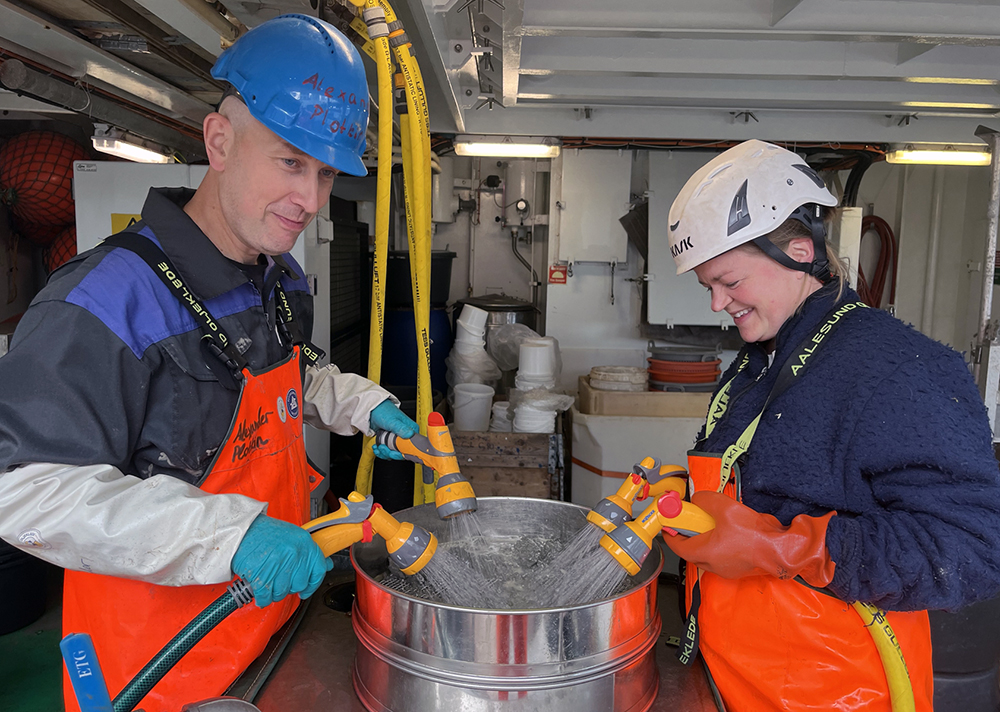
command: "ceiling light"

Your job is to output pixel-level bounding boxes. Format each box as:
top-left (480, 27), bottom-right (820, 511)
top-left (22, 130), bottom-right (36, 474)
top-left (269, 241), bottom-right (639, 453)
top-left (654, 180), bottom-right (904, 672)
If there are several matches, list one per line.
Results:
top-left (886, 145), bottom-right (991, 166)
top-left (453, 135), bottom-right (561, 158)
top-left (92, 124), bottom-right (174, 164)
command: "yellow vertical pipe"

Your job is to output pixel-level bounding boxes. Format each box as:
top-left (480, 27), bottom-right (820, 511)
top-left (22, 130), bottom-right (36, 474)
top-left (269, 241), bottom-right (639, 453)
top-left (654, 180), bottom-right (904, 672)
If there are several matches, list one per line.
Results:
top-left (354, 0), bottom-right (395, 494)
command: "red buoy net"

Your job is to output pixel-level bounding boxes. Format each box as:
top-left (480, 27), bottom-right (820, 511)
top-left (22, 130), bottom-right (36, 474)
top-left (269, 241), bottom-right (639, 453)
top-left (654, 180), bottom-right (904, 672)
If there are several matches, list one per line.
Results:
top-left (45, 225), bottom-right (77, 273)
top-left (0, 131), bottom-right (88, 227)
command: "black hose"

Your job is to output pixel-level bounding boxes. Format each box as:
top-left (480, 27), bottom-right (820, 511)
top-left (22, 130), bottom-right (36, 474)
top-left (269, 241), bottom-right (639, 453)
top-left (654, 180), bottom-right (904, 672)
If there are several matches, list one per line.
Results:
top-left (112, 579), bottom-right (254, 712)
top-left (842, 152), bottom-right (874, 207)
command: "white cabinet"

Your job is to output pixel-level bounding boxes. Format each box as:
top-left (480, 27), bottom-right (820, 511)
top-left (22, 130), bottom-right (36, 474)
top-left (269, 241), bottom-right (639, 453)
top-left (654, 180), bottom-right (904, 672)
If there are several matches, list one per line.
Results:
top-left (646, 150), bottom-right (731, 327)
top-left (555, 149), bottom-right (631, 263)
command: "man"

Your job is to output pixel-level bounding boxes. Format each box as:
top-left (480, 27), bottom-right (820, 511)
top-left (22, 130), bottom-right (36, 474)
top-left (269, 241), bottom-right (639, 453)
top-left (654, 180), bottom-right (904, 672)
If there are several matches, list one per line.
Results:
top-left (0, 14), bottom-right (415, 711)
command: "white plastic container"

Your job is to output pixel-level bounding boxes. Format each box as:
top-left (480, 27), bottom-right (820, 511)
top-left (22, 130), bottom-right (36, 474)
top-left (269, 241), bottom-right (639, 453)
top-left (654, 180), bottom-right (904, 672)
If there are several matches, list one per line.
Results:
top-left (456, 304), bottom-right (489, 333)
top-left (518, 342), bottom-right (556, 378)
top-left (452, 340), bottom-right (484, 356)
top-left (514, 374), bottom-right (556, 391)
top-left (452, 383), bottom-right (495, 431)
top-left (589, 365), bottom-right (648, 392)
top-left (454, 329), bottom-right (485, 346)
top-left (513, 404), bottom-right (556, 433)
top-left (489, 401), bottom-right (512, 432)
top-left (455, 320), bottom-right (486, 341)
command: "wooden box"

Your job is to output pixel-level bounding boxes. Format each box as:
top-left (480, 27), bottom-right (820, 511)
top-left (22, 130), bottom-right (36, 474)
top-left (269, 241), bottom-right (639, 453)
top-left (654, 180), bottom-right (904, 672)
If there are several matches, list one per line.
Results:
top-left (450, 431), bottom-right (562, 499)
top-left (577, 376), bottom-right (712, 418)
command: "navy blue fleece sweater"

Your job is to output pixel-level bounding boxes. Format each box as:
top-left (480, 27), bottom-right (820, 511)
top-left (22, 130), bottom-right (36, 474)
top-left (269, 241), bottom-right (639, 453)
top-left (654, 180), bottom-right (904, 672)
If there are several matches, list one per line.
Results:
top-left (697, 283), bottom-right (1000, 612)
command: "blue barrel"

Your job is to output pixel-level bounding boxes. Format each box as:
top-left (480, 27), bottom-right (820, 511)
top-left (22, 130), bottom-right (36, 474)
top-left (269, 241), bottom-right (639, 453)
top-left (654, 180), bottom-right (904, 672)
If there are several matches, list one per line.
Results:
top-left (381, 308), bottom-right (452, 394)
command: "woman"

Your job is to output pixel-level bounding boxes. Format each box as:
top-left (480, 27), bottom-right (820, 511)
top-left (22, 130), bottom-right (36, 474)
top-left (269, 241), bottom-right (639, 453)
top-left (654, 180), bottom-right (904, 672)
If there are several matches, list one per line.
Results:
top-left (663, 139), bottom-right (1000, 711)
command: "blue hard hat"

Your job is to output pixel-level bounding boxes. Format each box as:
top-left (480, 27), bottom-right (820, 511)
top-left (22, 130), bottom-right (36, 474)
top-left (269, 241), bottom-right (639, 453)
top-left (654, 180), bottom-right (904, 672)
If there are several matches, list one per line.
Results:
top-left (211, 14), bottom-right (369, 176)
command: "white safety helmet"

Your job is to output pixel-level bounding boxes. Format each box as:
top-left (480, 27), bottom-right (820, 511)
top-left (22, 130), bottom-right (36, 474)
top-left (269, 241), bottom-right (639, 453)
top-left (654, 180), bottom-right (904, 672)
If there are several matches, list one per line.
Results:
top-left (667, 139), bottom-right (838, 282)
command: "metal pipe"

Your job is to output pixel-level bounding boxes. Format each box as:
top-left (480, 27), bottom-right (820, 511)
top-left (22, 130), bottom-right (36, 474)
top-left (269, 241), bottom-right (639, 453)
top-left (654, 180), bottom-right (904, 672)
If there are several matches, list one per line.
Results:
top-left (511, 228), bottom-right (538, 307)
top-left (0, 59), bottom-right (206, 160)
top-left (974, 126), bottom-right (1000, 383)
top-left (921, 165), bottom-right (944, 337)
top-left (171, 0), bottom-right (243, 44)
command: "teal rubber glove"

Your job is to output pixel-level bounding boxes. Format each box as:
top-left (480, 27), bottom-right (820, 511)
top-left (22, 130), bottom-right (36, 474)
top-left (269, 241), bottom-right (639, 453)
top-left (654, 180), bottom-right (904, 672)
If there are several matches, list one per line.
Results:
top-left (231, 514), bottom-right (333, 608)
top-left (369, 399), bottom-right (419, 461)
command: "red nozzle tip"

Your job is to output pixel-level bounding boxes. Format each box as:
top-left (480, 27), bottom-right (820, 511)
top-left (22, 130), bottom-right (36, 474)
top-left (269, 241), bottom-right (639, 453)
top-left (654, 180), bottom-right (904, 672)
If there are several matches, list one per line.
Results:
top-left (428, 412), bottom-right (445, 427)
top-left (657, 491), bottom-right (683, 519)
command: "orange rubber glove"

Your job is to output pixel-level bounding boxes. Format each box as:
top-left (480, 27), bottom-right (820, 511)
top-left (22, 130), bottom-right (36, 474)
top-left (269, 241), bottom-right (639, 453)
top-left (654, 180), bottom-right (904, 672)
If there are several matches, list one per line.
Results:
top-left (663, 490), bottom-right (837, 587)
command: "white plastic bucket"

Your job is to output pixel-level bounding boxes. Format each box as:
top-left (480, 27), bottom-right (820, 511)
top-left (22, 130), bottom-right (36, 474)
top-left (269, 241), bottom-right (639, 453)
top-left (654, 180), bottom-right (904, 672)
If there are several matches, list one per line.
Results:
top-left (489, 402), bottom-right (512, 432)
top-left (455, 320), bottom-right (486, 340)
top-left (457, 304), bottom-right (489, 332)
top-left (513, 404), bottom-right (556, 433)
top-left (453, 383), bottom-right (495, 431)
top-left (514, 374), bottom-right (556, 391)
top-left (452, 340), bottom-right (484, 356)
top-left (519, 342), bottom-right (556, 377)
top-left (454, 329), bottom-right (485, 345)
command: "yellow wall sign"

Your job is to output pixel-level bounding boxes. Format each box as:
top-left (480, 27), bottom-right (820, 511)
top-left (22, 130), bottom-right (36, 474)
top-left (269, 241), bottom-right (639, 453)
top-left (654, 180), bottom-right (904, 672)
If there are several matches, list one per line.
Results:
top-left (111, 214), bottom-right (142, 234)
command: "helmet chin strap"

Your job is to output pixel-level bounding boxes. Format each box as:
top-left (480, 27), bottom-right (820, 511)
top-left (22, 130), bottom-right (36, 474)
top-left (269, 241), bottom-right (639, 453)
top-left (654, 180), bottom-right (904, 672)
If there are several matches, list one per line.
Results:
top-left (751, 204), bottom-right (833, 285)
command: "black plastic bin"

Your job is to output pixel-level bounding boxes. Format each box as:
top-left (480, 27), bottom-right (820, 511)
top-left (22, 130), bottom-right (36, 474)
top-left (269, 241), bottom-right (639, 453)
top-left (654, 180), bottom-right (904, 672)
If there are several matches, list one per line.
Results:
top-left (374, 250), bottom-right (457, 308)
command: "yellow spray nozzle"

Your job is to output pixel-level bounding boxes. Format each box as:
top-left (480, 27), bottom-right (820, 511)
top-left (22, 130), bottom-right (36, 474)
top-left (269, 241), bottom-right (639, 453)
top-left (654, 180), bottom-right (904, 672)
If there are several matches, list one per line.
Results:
top-left (368, 504), bottom-right (438, 575)
top-left (301, 491), bottom-right (439, 574)
top-left (302, 493), bottom-right (375, 557)
top-left (601, 491), bottom-right (716, 576)
top-left (587, 470), bottom-right (646, 533)
top-left (588, 456), bottom-right (678, 533)
top-left (655, 491), bottom-right (715, 537)
top-left (375, 414), bottom-right (478, 519)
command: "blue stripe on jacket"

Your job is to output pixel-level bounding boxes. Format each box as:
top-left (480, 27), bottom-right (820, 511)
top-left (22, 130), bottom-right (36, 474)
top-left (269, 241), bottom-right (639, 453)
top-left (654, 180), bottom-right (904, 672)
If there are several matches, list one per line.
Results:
top-left (65, 243), bottom-right (261, 360)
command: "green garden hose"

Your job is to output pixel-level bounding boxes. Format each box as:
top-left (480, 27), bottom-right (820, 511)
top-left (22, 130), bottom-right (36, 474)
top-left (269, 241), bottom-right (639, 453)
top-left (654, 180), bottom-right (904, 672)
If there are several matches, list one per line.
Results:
top-left (111, 579), bottom-right (254, 712)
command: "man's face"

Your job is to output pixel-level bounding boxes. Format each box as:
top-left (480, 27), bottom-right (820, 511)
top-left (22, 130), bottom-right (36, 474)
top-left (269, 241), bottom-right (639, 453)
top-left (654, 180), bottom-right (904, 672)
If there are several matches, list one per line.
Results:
top-left (217, 115), bottom-right (337, 260)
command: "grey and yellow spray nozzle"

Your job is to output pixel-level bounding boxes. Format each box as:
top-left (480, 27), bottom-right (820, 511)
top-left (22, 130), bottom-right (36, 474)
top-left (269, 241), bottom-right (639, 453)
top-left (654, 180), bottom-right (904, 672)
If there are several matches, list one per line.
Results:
top-left (587, 457), bottom-right (688, 533)
top-left (601, 491), bottom-right (716, 576)
top-left (375, 412), bottom-right (477, 519)
top-left (300, 492), bottom-right (437, 575)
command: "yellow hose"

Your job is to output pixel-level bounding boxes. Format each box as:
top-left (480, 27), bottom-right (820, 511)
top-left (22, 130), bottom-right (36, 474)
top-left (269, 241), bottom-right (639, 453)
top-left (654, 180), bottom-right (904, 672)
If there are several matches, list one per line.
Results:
top-left (353, 0), bottom-right (395, 495)
top-left (380, 0), bottom-right (434, 505)
top-left (398, 109), bottom-right (424, 505)
top-left (852, 602), bottom-right (916, 712)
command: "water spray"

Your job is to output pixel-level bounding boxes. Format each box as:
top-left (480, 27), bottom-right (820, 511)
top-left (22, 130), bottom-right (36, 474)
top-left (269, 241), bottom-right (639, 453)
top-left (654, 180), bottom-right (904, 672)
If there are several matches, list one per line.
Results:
top-left (375, 413), bottom-right (477, 519)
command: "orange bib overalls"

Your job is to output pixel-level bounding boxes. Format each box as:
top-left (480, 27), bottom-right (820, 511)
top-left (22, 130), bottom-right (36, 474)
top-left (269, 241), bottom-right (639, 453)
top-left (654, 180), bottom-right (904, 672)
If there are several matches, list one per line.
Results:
top-left (63, 236), bottom-right (323, 712)
top-left (681, 302), bottom-right (933, 711)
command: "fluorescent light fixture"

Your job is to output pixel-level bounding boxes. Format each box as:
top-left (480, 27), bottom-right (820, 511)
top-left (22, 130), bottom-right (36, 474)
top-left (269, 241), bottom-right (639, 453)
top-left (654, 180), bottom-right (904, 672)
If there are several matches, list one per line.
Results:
top-left (454, 135), bottom-right (561, 158)
top-left (92, 124), bottom-right (174, 164)
top-left (886, 144), bottom-right (991, 166)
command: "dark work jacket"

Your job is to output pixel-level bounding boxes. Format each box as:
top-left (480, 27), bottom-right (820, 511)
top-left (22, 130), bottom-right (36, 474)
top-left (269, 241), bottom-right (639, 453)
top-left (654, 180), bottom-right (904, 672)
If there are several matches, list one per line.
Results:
top-left (696, 282), bottom-right (1000, 612)
top-left (0, 188), bottom-right (314, 485)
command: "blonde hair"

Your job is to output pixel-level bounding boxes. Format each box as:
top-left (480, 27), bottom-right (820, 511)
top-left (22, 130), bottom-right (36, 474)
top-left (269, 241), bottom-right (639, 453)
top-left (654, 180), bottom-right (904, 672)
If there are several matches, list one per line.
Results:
top-left (742, 208), bottom-right (848, 299)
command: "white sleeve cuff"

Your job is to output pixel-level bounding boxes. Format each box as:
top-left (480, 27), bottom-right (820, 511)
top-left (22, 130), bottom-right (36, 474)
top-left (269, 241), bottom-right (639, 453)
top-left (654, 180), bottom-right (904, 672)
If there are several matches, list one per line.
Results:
top-left (302, 363), bottom-right (397, 436)
top-left (0, 463), bottom-right (266, 586)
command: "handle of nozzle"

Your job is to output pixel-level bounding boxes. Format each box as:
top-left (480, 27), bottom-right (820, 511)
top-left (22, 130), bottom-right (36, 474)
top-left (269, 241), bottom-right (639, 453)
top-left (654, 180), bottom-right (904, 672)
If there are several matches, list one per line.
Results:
top-left (303, 494), bottom-right (374, 532)
top-left (657, 491), bottom-right (716, 537)
top-left (374, 426), bottom-right (458, 475)
top-left (301, 492), bottom-right (376, 557)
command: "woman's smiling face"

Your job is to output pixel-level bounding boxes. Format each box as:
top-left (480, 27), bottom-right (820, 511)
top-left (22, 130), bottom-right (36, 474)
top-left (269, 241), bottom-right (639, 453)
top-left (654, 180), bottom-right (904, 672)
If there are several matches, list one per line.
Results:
top-left (693, 237), bottom-right (819, 347)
